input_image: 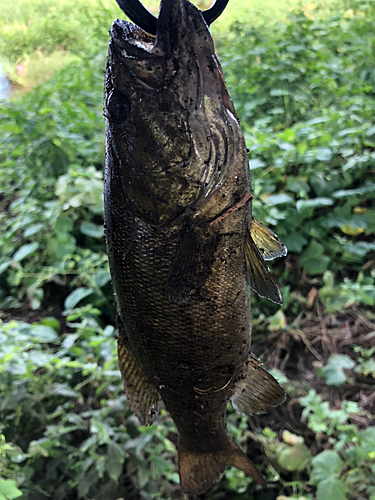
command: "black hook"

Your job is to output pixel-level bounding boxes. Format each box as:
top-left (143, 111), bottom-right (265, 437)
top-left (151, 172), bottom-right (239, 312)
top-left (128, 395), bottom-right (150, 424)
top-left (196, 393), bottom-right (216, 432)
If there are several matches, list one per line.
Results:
top-left (114, 0), bottom-right (229, 35)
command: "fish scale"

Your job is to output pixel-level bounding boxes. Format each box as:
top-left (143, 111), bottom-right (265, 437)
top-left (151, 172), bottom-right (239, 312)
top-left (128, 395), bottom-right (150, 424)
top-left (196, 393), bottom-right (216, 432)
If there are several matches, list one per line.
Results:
top-left (104, 0), bottom-right (286, 494)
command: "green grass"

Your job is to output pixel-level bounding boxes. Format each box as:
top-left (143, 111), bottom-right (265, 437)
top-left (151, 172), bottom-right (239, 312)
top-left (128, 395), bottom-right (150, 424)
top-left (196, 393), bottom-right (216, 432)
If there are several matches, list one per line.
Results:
top-left (0, 0), bottom-right (340, 91)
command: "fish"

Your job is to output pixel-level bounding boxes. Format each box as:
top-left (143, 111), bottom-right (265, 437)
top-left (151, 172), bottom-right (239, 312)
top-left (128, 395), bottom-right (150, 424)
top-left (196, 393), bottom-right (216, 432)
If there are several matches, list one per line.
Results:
top-left (103, 0), bottom-right (286, 494)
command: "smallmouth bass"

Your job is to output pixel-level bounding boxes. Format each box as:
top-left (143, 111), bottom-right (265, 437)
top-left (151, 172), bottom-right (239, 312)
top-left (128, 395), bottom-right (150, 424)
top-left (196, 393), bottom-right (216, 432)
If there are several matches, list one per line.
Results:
top-left (104, 0), bottom-right (287, 494)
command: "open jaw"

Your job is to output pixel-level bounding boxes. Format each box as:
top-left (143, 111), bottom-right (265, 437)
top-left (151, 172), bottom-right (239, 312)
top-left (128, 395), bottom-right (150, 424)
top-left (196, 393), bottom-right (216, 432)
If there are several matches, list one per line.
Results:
top-left (114, 0), bottom-right (230, 36)
top-left (104, 0), bottom-right (242, 224)
top-left (108, 0), bottom-right (223, 92)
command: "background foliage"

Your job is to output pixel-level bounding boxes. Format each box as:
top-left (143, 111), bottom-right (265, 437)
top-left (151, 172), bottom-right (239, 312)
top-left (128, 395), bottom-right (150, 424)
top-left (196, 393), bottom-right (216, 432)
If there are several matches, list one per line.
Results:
top-left (0, 0), bottom-right (374, 499)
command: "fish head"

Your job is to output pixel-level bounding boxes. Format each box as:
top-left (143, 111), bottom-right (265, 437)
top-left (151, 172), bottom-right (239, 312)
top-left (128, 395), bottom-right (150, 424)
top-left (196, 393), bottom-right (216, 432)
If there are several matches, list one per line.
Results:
top-left (105, 0), bottom-right (243, 225)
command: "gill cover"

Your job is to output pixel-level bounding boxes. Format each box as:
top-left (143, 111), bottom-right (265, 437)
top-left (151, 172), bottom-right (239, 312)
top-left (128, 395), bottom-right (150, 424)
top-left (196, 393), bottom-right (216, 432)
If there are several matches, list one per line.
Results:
top-left (104, 0), bottom-right (242, 226)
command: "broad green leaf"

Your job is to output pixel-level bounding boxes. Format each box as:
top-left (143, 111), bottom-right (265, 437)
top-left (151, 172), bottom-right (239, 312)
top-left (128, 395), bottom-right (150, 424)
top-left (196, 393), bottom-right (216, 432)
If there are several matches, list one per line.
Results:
top-left (321, 354), bottom-right (355, 386)
top-left (299, 241), bottom-right (330, 275)
top-left (106, 441), bottom-right (125, 481)
top-left (94, 271), bottom-right (111, 288)
top-left (316, 147), bottom-right (332, 162)
top-left (80, 222), bottom-right (104, 238)
top-left (138, 465), bottom-right (151, 489)
top-left (343, 242), bottom-right (375, 257)
top-left (12, 242), bottom-right (39, 262)
top-left (23, 223), bottom-right (44, 237)
top-left (28, 441), bottom-right (49, 458)
top-left (278, 142), bottom-right (294, 151)
top-left (0, 480), bottom-right (23, 499)
top-left (249, 158), bottom-right (265, 170)
top-left (282, 232), bottom-right (307, 253)
top-left (316, 477), bottom-right (347, 500)
top-left (0, 262), bottom-right (9, 274)
top-left (39, 317), bottom-right (61, 332)
top-left (311, 450), bottom-right (343, 483)
top-left (62, 333), bottom-right (80, 349)
top-left (30, 325), bottom-right (58, 343)
top-left (278, 442), bottom-right (311, 471)
top-left (268, 107), bottom-right (284, 115)
top-left (54, 216), bottom-right (74, 234)
top-left (270, 88), bottom-right (289, 96)
top-left (78, 465), bottom-right (98, 498)
top-left (296, 198), bottom-right (333, 212)
top-left (264, 194), bottom-right (294, 205)
top-left (47, 383), bottom-right (78, 398)
top-left (286, 44), bottom-right (304, 52)
top-left (268, 310), bottom-right (287, 330)
top-left (64, 287), bottom-right (94, 309)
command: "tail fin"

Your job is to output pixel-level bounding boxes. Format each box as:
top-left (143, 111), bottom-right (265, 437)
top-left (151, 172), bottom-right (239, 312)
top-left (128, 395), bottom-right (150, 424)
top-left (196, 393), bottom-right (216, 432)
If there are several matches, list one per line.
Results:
top-left (178, 439), bottom-right (266, 495)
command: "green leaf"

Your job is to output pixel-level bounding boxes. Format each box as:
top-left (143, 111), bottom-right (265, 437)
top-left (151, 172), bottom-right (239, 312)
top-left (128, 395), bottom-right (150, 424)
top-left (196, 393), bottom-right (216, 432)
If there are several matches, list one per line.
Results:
top-left (311, 450), bottom-right (343, 483)
top-left (270, 88), bottom-right (289, 96)
top-left (64, 287), bottom-right (94, 309)
top-left (47, 383), bottom-right (78, 398)
top-left (277, 443), bottom-right (311, 471)
top-left (299, 241), bottom-right (330, 275)
top-left (106, 441), bottom-right (125, 481)
top-left (0, 480), bottom-right (23, 499)
top-left (249, 158), bottom-right (265, 170)
top-left (94, 271), bottom-right (111, 288)
top-left (23, 223), bottom-right (45, 237)
top-left (316, 477), bottom-right (347, 500)
top-left (30, 324), bottom-right (58, 343)
top-left (39, 317), bottom-right (61, 332)
top-left (296, 198), bottom-right (333, 212)
top-left (138, 465), bottom-right (151, 489)
top-left (0, 262), bottom-right (9, 274)
top-left (12, 242), bottom-right (40, 262)
top-left (321, 354), bottom-right (355, 386)
top-left (282, 232), bottom-right (307, 253)
top-left (28, 441), bottom-right (49, 458)
top-left (316, 147), bottom-right (332, 162)
top-left (54, 216), bottom-right (74, 234)
top-left (80, 222), bottom-right (104, 238)
top-left (264, 194), bottom-right (294, 205)
top-left (78, 465), bottom-right (98, 498)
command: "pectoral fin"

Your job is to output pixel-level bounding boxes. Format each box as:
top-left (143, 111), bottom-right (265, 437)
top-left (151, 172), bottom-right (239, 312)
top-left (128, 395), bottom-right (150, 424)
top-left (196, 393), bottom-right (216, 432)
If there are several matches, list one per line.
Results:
top-left (165, 227), bottom-right (218, 304)
top-left (244, 230), bottom-right (283, 305)
top-left (231, 354), bottom-right (285, 416)
top-left (250, 218), bottom-right (287, 261)
top-left (117, 333), bottom-right (161, 425)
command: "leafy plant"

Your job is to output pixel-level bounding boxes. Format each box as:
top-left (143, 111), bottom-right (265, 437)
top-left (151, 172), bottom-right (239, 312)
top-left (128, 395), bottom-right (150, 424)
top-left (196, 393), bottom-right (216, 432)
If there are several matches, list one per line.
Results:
top-left (1, 0), bottom-right (375, 499)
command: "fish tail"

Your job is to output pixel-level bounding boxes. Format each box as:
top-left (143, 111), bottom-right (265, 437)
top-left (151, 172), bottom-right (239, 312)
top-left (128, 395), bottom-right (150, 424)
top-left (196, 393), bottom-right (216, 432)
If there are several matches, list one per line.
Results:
top-left (178, 439), bottom-right (266, 495)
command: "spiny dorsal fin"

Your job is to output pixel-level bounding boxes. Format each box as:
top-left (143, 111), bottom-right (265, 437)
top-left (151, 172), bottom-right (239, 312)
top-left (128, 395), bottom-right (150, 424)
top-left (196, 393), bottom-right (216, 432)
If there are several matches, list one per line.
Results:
top-left (244, 230), bottom-right (283, 305)
top-left (231, 354), bottom-right (285, 416)
top-left (250, 218), bottom-right (287, 261)
top-left (117, 333), bottom-right (161, 425)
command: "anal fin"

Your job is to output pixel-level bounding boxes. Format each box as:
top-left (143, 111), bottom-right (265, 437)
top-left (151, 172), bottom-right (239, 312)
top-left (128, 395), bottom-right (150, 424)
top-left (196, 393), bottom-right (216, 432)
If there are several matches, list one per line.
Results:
top-left (231, 354), bottom-right (285, 415)
top-left (117, 333), bottom-right (161, 425)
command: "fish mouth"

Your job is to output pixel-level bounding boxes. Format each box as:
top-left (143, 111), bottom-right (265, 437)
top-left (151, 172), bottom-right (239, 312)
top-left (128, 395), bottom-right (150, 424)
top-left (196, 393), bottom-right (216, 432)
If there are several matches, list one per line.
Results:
top-left (108, 0), bottom-right (227, 95)
top-left (105, 0), bottom-right (241, 223)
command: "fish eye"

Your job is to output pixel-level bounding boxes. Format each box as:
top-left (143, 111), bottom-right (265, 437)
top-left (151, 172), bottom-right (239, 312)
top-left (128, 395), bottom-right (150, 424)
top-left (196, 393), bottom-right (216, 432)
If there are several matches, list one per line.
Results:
top-left (107, 88), bottom-right (131, 124)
